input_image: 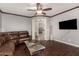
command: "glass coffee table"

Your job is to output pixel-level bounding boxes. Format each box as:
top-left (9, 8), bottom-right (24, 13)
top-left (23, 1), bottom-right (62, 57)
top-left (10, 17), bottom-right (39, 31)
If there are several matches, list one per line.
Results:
top-left (24, 41), bottom-right (45, 55)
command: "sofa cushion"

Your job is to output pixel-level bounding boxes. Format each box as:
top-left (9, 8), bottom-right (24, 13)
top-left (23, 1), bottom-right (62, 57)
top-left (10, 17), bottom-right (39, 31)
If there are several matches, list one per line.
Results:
top-left (0, 35), bottom-right (9, 46)
top-left (0, 40), bottom-right (15, 56)
top-left (19, 31), bottom-right (30, 38)
top-left (7, 32), bottom-right (19, 40)
top-left (19, 34), bottom-right (28, 38)
top-left (0, 37), bottom-right (4, 46)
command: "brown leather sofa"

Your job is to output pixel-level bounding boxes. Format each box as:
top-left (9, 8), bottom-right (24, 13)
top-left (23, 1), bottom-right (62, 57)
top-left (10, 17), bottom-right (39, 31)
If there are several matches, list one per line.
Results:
top-left (0, 31), bottom-right (31, 56)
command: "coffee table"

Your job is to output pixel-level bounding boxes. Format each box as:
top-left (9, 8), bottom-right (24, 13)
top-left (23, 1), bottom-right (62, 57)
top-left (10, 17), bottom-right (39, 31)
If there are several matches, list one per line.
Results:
top-left (24, 41), bottom-right (45, 55)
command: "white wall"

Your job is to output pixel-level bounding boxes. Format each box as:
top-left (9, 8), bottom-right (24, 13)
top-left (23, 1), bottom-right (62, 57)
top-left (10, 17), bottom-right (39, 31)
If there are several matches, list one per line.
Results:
top-left (0, 12), bottom-right (2, 32)
top-left (50, 8), bottom-right (79, 47)
top-left (1, 13), bottom-right (32, 34)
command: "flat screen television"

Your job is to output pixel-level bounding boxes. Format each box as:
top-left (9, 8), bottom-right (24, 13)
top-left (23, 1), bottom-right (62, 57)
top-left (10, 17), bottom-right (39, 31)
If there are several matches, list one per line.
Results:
top-left (59, 19), bottom-right (77, 29)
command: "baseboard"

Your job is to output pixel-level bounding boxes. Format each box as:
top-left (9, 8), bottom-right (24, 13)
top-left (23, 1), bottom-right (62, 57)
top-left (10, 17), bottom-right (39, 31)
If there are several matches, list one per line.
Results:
top-left (32, 39), bottom-right (79, 48)
top-left (53, 39), bottom-right (79, 48)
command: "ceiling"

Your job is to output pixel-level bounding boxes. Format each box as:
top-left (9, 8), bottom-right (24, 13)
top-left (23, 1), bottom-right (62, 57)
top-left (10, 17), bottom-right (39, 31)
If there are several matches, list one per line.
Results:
top-left (0, 3), bottom-right (79, 17)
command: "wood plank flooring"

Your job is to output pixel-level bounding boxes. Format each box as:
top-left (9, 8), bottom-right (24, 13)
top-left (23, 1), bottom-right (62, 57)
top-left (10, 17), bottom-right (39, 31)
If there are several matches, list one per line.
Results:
top-left (14, 43), bottom-right (30, 56)
top-left (14, 40), bottom-right (79, 56)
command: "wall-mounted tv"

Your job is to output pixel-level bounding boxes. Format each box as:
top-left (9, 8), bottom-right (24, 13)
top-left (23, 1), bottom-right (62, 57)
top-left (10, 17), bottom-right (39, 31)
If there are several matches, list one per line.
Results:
top-left (59, 19), bottom-right (77, 29)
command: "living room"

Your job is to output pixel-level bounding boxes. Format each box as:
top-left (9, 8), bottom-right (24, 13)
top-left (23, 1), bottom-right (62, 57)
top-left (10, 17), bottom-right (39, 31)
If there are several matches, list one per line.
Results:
top-left (0, 3), bottom-right (79, 56)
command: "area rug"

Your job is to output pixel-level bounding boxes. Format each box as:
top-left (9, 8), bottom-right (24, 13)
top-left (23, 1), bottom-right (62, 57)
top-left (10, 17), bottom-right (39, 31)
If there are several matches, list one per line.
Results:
top-left (24, 41), bottom-right (45, 55)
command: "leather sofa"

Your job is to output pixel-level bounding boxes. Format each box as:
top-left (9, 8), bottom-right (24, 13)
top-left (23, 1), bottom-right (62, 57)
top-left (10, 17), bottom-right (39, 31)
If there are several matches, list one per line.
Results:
top-left (0, 31), bottom-right (31, 56)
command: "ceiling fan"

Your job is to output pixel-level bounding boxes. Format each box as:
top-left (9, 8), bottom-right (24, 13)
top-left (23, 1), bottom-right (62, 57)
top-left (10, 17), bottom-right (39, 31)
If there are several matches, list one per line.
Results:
top-left (27, 3), bottom-right (52, 16)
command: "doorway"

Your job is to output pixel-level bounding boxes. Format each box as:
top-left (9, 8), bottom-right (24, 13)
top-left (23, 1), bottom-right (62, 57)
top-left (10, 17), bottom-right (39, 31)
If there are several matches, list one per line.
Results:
top-left (32, 16), bottom-right (50, 41)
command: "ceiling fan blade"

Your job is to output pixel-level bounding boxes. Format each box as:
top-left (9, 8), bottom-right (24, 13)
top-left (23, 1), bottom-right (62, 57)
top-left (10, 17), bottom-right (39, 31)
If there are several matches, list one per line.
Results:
top-left (43, 8), bottom-right (52, 11)
top-left (27, 9), bottom-right (36, 11)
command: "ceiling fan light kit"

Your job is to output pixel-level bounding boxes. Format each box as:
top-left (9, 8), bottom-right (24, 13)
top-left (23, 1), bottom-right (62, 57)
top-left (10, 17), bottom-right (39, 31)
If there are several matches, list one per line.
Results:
top-left (36, 10), bottom-right (42, 15)
top-left (27, 3), bottom-right (52, 16)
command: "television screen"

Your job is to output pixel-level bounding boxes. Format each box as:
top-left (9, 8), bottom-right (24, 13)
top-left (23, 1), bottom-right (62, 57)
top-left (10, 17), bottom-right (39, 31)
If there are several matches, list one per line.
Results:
top-left (59, 19), bottom-right (77, 29)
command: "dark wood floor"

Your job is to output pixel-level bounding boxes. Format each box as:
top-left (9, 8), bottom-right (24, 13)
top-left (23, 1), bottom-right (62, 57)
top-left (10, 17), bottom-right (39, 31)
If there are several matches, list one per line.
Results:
top-left (14, 43), bottom-right (30, 56)
top-left (14, 40), bottom-right (79, 56)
